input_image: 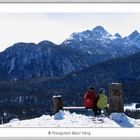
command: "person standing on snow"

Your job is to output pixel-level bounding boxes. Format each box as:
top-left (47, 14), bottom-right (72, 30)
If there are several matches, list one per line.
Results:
top-left (84, 86), bottom-right (98, 116)
top-left (97, 88), bottom-right (108, 116)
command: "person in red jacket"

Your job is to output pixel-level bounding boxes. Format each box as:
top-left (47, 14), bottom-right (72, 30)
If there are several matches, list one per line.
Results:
top-left (84, 86), bottom-right (98, 116)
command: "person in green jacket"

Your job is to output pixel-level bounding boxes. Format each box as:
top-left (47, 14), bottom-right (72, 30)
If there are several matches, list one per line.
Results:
top-left (97, 88), bottom-right (108, 116)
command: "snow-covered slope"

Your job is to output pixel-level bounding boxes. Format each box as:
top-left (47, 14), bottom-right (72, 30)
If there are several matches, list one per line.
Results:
top-left (1, 110), bottom-right (140, 128)
top-left (62, 26), bottom-right (140, 58)
top-left (124, 103), bottom-right (140, 111)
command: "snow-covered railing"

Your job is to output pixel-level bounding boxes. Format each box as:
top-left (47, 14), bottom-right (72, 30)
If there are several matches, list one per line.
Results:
top-left (63, 107), bottom-right (85, 110)
top-left (52, 83), bottom-right (124, 115)
top-left (52, 95), bottom-right (86, 114)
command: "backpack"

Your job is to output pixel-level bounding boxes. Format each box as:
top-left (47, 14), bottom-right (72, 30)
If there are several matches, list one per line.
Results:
top-left (97, 94), bottom-right (108, 109)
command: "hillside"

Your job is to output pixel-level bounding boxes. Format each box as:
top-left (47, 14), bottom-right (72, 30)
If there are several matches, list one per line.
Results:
top-left (0, 41), bottom-right (91, 81)
top-left (1, 50), bottom-right (139, 101)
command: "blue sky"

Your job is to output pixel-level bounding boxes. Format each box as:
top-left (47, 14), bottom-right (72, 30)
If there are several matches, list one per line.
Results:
top-left (0, 13), bottom-right (140, 52)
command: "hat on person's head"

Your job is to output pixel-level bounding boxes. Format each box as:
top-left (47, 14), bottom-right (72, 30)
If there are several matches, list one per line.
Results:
top-left (88, 86), bottom-right (94, 91)
top-left (99, 88), bottom-right (105, 94)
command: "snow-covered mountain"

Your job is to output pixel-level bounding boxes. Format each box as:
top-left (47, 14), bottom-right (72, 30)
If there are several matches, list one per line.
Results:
top-left (128, 30), bottom-right (140, 49)
top-left (62, 26), bottom-right (140, 58)
top-left (1, 110), bottom-right (140, 128)
top-left (0, 41), bottom-right (91, 81)
top-left (0, 26), bottom-right (140, 81)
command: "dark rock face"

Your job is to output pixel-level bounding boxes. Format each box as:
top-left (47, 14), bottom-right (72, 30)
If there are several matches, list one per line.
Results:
top-left (0, 41), bottom-right (91, 81)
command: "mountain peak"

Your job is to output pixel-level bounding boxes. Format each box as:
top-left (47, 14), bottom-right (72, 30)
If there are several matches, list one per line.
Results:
top-left (115, 33), bottom-right (121, 38)
top-left (92, 26), bottom-right (109, 37)
top-left (5, 42), bottom-right (37, 52)
top-left (93, 26), bottom-right (105, 31)
top-left (38, 40), bottom-right (56, 47)
top-left (92, 26), bottom-right (107, 33)
top-left (129, 30), bottom-right (139, 40)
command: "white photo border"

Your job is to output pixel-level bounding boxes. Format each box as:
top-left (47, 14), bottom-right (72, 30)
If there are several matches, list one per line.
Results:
top-left (0, 3), bottom-right (140, 139)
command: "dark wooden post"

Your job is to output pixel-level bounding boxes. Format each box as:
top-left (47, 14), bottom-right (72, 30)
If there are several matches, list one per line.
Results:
top-left (109, 83), bottom-right (124, 113)
top-left (52, 95), bottom-right (63, 114)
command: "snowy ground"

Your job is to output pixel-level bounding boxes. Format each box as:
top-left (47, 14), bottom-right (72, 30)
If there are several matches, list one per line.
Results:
top-left (0, 110), bottom-right (140, 128)
top-left (124, 103), bottom-right (140, 111)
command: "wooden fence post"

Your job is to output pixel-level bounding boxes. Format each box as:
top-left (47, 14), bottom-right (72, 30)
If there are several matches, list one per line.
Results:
top-left (109, 83), bottom-right (124, 113)
top-left (52, 95), bottom-right (63, 114)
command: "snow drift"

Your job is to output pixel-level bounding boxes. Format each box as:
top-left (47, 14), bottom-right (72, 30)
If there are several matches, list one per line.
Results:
top-left (0, 110), bottom-right (140, 128)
